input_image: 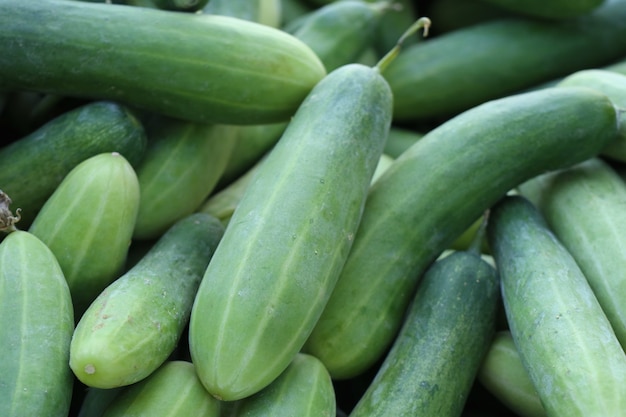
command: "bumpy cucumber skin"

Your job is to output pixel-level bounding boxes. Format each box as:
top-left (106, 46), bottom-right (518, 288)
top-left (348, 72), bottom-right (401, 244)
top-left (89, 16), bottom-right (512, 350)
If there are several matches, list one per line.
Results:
top-left (132, 118), bottom-right (237, 240)
top-left (29, 152), bottom-right (140, 318)
top-left (0, 0), bottom-right (326, 125)
top-left (487, 195), bottom-right (626, 417)
top-left (100, 361), bottom-right (220, 417)
top-left (383, 0), bottom-right (626, 122)
top-left (0, 100), bottom-right (146, 227)
top-left (189, 63), bottom-right (393, 401)
top-left (304, 87), bottom-right (620, 380)
top-left (70, 213), bottom-right (224, 389)
top-left (349, 251), bottom-right (499, 417)
top-left (0, 231), bottom-right (74, 417)
top-left (519, 158), bottom-right (626, 352)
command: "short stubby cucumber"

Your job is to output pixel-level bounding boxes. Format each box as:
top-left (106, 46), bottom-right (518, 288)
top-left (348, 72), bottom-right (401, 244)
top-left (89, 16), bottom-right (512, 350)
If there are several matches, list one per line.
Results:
top-left (188, 62), bottom-right (393, 401)
top-left (0, 231), bottom-right (74, 417)
top-left (0, 0), bottom-right (326, 125)
top-left (487, 195), bottom-right (626, 417)
top-left (29, 152), bottom-right (140, 318)
top-left (304, 86), bottom-right (621, 380)
top-left (70, 213), bottom-right (224, 388)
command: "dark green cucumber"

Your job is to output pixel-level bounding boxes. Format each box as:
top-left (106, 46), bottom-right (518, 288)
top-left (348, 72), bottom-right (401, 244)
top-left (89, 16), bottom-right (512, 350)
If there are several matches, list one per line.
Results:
top-left (132, 117), bottom-right (237, 240)
top-left (70, 213), bottom-right (224, 388)
top-left (0, 230), bottom-right (74, 417)
top-left (382, 126), bottom-right (424, 158)
top-left (29, 152), bottom-right (140, 318)
top-left (384, 0), bottom-right (626, 122)
top-left (77, 387), bottom-right (123, 417)
top-left (0, 100), bottom-right (146, 227)
top-left (481, 0), bottom-right (604, 19)
top-left (204, 0), bottom-right (282, 28)
top-left (487, 195), bottom-right (626, 416)
top-left (0, 0), bottom-right (326, 125)
top-left (349, 250), bottom-right (499, 417)
top-left (151, 0), bottom-right (208, 12)
top-left (188, 62), bottom-right (393, 401)
top-left (304, 86), bottom-right (620, 380)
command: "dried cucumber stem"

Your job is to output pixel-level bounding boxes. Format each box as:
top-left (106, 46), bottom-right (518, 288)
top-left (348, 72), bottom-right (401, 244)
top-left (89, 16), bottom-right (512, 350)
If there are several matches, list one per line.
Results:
top-left (0, 190), bottom-right (21, 233)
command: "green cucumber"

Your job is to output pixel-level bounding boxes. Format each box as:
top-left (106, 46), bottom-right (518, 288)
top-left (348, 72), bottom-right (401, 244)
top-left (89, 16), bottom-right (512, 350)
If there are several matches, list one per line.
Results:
top-left (382, 126), bottom-right (424, 158)
top-left (304, 86), bottom-right (621, 380)
top-left (204, 0), bottom-right (282, 28)
top-left (349, 249), bottom-right (499, 417)
top-left (151, 0), bottom-right (208, 12)
top-left (29, 152), bottom-right (140, 318)
top-left (384, 0), bottom-right (626, 122)
top-left (0, 0), bottom-right (326, 125)
top-left (477, 331), bottom-right (547, 417)
top-left (518, 157), bottom-right (626, 351)
top-left (0, 230), bottom-right (74, 417)
top-left (132, 116), bottom-right (237, 240)
top-left (481, 0), bottom-right (604, 19)
top-left (100, 361), bottom-right (220, 417)
top-left (188, 61), bottom-right (393, 401)
top-left (0, 100), bottom-right (146, 227)
top-left (487, 195), bottom-right (626, 416)
top-left (70, 212), bottom-right (224, 388)
top-left (77, 387), bottom-right (123, 417)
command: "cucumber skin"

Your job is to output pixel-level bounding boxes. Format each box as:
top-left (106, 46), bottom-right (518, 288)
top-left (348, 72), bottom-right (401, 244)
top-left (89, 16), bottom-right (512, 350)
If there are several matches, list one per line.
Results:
top-left (487, 195), bottom-right (626, 417)
top-left (384, 0), bottom-right (626, 122)
top-left (204, 0), bottom-right (282, 28)
top-left (481, 0), bottom-right (603, 19)
top-left (70, 213), bottom-right (224, 389)
top-left (189, 63), bottom-right (393, 401)
top-left (0, 100), bottom-right (146, 227)
top-left (28, 152), bottom-right (140, 318)
top-left (304, 86), bottom-right (620, 380)
top-left (0, 231), bottom-right (74, 417)
top-left (0, 0), bottom-right (326, 125)
top-left (349, 251), bottom-right (499, 417)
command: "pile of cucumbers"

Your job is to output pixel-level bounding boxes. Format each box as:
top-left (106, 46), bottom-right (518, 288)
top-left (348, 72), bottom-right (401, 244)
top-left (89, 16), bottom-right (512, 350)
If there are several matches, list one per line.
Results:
top-left (2, 0), bottom-right (626, 416)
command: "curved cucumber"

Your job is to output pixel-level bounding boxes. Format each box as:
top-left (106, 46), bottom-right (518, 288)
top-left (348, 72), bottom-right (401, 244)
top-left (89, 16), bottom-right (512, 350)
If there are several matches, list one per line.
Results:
top-left (304, 86), bottom-right (620, 380)
top-left (0, 0), bottom-right (326, 125)
top-left (0, 231), bottom-right (74, 417)
top-left (487, 195), bottom-right (626, 417)
top-left (0, 100), bottom-right (146, 227)
top-left (29, 152), bottom-right (140, 318)
top-left (70, 213), bottom-right (224, 388)
top-left (189, 63), bottom-right (393, 401)
top-left (349, 250), bottom-right (499, 417)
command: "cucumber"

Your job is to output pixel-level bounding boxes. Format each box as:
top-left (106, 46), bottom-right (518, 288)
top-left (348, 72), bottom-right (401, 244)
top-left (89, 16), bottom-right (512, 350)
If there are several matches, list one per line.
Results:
top-left (70, 213), bottom-right (224, 388)
top-left (0, 100), bottom-right (146, 227)
top-left (487, 195), bottom-right (626, 416)
top-left (188, 62), bottom-right (393, 401)
top-left (382, 126), bottom-right (424, 158)
top-left (77, 387), bottom-right (123, 417)
top-left (151, 0), bottom-right (208, 12)
top-left (384, 0), bottom-right (626, 122)
top-left (132, 116), bottom-right (237, 240)
top-left (29, 152), bottom-right (140, 318)
top-left (204, 0), bottom-right (282, 28)
top-left (518, 157), bottom-right (626, 352)
top-left (349, 249), bottom-right (499, 417)
top-left (0, 0), bottom-right (326, 125)
top-left (477, 331), bottom-right (547, 417)
top-left (304, 86), bottom-right (621, 380)
top-left (0, 230), bottom-right (74, 417)
top-left (100, 361), bottom-right (220, 417)
top-left (481, 0), bottom-right (604, 19)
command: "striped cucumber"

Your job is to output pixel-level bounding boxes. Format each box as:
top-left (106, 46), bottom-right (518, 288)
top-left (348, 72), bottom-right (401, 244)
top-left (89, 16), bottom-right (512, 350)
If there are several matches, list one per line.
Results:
top-left (487, 195), bottom-right (626, 416)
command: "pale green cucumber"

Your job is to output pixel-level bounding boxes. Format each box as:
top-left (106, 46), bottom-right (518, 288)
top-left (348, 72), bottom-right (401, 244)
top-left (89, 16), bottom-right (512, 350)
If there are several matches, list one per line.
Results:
top-left (0, 230), bottom-right (74, 417)
top-left (204, 0), bottom-right (282, 28)
top-left (70, 213), bottom-right (224, 388)
top-left (487, 195), bottom-right (626, 417)
top-left (189, 62), bottom-right (393, 401)
top-left (29, 152), bottom-right (140, 318)
top-left (132, 117), bottom-right (237, 240)
top-left (304, 86), bottom-right (621, 380)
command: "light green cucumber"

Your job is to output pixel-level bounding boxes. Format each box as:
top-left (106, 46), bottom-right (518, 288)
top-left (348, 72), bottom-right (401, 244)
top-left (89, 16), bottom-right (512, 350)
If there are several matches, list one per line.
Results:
top-left (132, 116), bottom-right (237, 240)
top-left (487, 195), bottom-right (626, 417)
top-left (189, 61), bottom-right (394, 401)
top-left (204, 0), bottom-right (282, 28)
top-left (0, 100), bottom-right (146, 227)
top-left (477, 331), bottom-right (547, 417)
top-left (349, 249), bottom-right (499, 416)
top-left (70, 213), bottom-right (224, 388)
top-left (304, 86), bottom-right (621, 380)
top-left (0, 230), bottom-right (74, 417)
top-left (100, 361), bottom-right (220, 417)
top-left (0, 0), bottom-right (326, 125)
top-left (29, 152), bottom-right (140, 318)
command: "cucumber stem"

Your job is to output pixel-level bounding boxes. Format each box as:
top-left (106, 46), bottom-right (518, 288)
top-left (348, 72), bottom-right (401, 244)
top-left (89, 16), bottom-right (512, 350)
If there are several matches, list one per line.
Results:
top-left (375, 16), bottom-right (431, 74)
top-left (0, 190), bottom-right (21, 233)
